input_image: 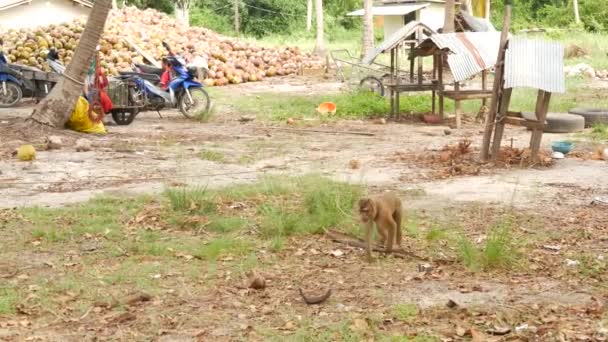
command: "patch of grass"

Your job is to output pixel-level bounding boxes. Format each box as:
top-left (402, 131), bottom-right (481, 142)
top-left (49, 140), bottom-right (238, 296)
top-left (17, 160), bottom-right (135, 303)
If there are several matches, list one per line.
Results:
top-left (267, 236), bottom-right (285, 252)
top-left (455, 216), bottom-right (521, 271)
top-left (194, 237), bottom-right (253, 261)
top-left (229, 90), bottom-right (441, 121)
top-left (206, 215), bottom-right (248, 233)
top-left (589, 123), bottom-right (608, 141)
top-left (199, 149), bottom-right (225, 163)
top-left (299, 174), bottom-right (364, 232)
top-left (22, 197), bottom-right (148, 243)
top-left (424, 225), bottom-right (448, 243)
top-left (456, 234), bottom-right (482, 271)
top-left (576, 253), bottom-right (607, 279)
top-left (218, 176), bottom-right (295, 202)
top-left (258, 204), bottom-right (304, 239)
top-left (164, 186), bottom-right (215, 213)
top-left (393, 303), bottom-right (419, 322)
top-left (0, 287), bottom-right (18, 315)
top-left (379, 335), bottom-right (440, 342)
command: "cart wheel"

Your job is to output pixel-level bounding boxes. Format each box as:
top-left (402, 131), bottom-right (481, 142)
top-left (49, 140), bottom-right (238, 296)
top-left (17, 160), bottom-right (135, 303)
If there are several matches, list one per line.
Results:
top-left (359, 76), bottom-right (385, 97)
top-left (111, 110), bottom-right (137, 126)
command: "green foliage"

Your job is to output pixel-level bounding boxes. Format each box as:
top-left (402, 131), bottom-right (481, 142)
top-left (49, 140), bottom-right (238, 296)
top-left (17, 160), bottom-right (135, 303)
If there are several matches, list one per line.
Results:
top-left (125, 0), bottom-right (174, 14)
top-left (0, 287), bottom-right (18, 314)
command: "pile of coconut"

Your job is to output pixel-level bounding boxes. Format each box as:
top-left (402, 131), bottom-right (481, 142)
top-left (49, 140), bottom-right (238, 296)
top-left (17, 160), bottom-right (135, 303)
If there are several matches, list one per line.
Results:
top-left (0, 7), bottom-right (324, 86)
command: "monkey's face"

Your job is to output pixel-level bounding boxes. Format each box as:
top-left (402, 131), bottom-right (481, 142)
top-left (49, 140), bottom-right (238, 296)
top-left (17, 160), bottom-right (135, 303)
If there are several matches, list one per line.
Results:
top-left (358, 198), bottom-right (375, 222)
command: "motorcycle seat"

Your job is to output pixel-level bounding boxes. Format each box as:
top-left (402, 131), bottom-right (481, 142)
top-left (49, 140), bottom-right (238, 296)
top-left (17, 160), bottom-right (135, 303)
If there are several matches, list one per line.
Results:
top-left (117, 71), bottom-right (161, 83)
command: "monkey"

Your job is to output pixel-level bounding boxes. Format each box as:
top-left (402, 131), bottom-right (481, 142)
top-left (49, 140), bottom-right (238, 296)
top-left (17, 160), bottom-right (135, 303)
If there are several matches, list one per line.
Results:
top-left (476, 105), bottom-right (489, 123)
top-left (358, 193), bottom-right (403, 261)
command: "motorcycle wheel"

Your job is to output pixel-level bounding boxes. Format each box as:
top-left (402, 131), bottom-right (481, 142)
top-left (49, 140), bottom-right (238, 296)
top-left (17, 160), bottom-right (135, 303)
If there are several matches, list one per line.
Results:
top-left (111, 109), bottom-right (138, 126)
top-left (179, 87), bottom-right (210, 119)
top-left (0, 82), bottom-right (22, 108)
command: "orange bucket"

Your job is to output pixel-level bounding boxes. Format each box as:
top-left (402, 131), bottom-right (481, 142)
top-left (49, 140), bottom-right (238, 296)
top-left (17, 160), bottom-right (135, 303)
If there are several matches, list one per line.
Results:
top-left (316, 102), bottom-right (337, 114)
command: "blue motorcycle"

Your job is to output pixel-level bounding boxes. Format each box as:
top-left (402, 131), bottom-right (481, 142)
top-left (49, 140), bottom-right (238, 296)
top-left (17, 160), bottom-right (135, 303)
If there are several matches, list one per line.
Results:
top-left (107, 42), bottom-right (210, 125)
top-left (0, 47), bottom-right (38, 108)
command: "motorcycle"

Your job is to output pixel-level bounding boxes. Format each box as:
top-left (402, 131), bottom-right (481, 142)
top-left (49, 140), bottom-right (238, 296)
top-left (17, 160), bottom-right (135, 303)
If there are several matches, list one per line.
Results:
top-left (107, 42), bottom-right (210, 125)
top-left (0, 44), bottom-right (41, 108)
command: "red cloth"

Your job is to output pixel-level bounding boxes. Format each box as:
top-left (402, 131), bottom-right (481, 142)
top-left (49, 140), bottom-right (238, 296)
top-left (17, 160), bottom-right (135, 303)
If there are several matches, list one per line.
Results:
top-left (160, 71), bottom-right (171, 89)
top-left (99, 89), bottom-right (112, 112)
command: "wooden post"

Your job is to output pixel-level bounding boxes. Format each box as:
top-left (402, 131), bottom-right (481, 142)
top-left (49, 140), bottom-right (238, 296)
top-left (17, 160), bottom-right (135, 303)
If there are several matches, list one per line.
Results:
top-left (438, 54), bottom-right (444, 120)
top-left (481, 70), bottom-right (487, 106)
top-left (490, 87), bottom-right (513, 159)
top-left (417, 28), bottom-right (423, 85)
top-left (395, 46), bottom-right (401, 119)
top-left (432, 54), bottom-right (437, 115)
top-left (409, 43), bottom-right (415, 84)
top-left (480, 1), bottom-right (512, 162)
top-left (529, 90), bottom-right (551, 162)
top-left (390, 49), bottom-right (395, 117)
top-left (234, 0), bottom-right (240, 36)
top-left (454, 81), bottom-right (462, 129)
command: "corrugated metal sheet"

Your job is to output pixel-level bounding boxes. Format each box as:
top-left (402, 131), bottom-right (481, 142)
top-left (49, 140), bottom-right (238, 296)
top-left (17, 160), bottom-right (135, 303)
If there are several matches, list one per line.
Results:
top-left (424, 32), bottom-right (501, 82)
top-left (347, 4), bottom-right (428, 16)
top-left (0, 0), bottom-right (30, 11)
top-left (504, 38), bottom-right (565, 93)
top-left (362, 21), bottom-right (436, 65)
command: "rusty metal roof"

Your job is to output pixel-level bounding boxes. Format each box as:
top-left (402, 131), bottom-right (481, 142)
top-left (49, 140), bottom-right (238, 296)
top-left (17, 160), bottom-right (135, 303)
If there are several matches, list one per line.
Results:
top-left (504, 38), bottom-right (565, 93)
top-left (362, 21), bottom-right (436, 65)
top-left (416, 32), bottom-right (501, 82)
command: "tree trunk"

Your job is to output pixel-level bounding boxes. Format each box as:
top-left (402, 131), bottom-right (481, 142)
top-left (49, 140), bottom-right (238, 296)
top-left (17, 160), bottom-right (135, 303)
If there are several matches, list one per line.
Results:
top-left (362, 0), bottom-right (374, 57)
top-left (234, 0), bottom-right (240, 36)
top-left (573, 0), bottom-right (580, 24)
top-left (443, 0), bottom-right (455, 33)
top-left (112, 0), bottom-right (117, 10)
top-left (29, 0), bottom-right (112, 128)
top-left (306, 0), bottom-right (313, 31)
top-left (485, 0), bottom-right (490, 19)
top-left (314, 0), bottom-right (325, 55)
top-left (175, 1), bottom-right (190, 27)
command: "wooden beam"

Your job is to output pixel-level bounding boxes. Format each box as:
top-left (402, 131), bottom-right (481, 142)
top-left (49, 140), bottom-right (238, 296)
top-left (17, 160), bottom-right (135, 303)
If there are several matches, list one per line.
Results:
top-left (442, 90), bottom-right (493, 101)
top-left (529, 90), bottom-right (552, 162)
top-left (123, 37), bottom-right (161, 68)
top-left (480, 3), bottom-right (511, 161)
top-left (395, 45), bottom-right (401, 119)
top-left (438, 54), bottom-right (444, 120)
top-left (454, 82), bottom-right (462, 129)
top-left (503, 117), bottom-right (544, 130)
top-left (490, 87), bottom-right (513, 159)
top-left (481, 70), bottom-right (488, 106)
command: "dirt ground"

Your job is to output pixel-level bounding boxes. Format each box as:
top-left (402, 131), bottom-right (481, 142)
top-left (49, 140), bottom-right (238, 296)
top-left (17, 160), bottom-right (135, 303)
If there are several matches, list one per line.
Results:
top-left (1, 76), bottom-right (607, 341)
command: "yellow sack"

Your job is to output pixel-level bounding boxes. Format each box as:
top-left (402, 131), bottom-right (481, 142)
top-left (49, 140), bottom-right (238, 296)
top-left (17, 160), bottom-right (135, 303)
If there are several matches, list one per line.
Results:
top-left (66, 96), bottom-right (107, 134)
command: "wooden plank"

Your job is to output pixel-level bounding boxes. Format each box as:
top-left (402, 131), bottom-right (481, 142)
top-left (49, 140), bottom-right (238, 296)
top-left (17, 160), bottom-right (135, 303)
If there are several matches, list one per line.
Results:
top-left (438, 53), bottom-right (444, 120)
top-left (480, 4), bottom-right (511, 161)
top-left (409, 43), bottom-right (415, 84)
top-left (530, 90), bottom-right (552, 162)
top-left (490, 87), bottom-right (513, 159)
top-left (506, 111), bottom-right (522, 117)
top-left (442, 90), bottom-right (493, 101)
top-left (455, 82), bottom-right (462, 129)
top-left (386, 83), bottom-right (436, 91)
top-left (395, 45), bottom-right (401, 118)
top-left (503, 117), bottom-right (543, 130)
top-left (481, 70), bottom-right (488, 106)
top-left (124, 37), bottom-right (161, 68)
top-left (417, 27), bottom-right (423, 85)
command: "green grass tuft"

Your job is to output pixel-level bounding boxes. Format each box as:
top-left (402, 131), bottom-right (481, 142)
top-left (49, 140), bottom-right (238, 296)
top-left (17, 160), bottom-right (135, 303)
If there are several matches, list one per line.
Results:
top-left (199, 149), bottom-right (225, 162)
top-left (194, 238), bottom-right (253, 261)
top-left (0, 287), bottom-right (18, 314)
top-left (164, 186), bottom-right (215, 213)
top-left (393, 303), bottom-right (419, 322)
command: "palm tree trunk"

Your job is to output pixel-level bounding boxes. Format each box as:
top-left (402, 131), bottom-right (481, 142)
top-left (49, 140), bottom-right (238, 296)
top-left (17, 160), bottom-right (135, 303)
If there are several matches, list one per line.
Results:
top-left (362, 0), bottom-right (374, 57)
top-left (443, 0), bottom-right (455, 33)
top-left (573, 0), bottom-right (580, 24)
top-left (29, 0), bottom-right (112, 128)
top-left (314, 0), bottom-right (325, 56)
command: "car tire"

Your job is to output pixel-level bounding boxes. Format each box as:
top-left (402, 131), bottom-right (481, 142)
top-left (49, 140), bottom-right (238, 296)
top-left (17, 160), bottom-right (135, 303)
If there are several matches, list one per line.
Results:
top-left (568, 108), bottom-right (608, 127)
top-left (521, 112), bottom-right (585, 133)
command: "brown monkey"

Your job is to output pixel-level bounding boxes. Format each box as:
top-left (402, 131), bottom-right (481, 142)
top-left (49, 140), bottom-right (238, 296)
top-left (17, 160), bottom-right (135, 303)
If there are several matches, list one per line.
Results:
top-left (358, 193), bottom-right (402, 261)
